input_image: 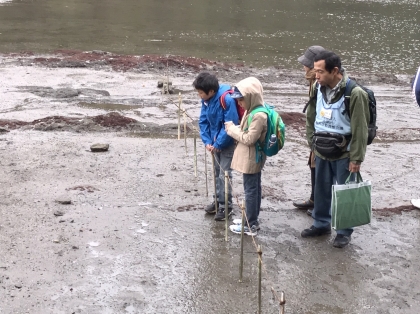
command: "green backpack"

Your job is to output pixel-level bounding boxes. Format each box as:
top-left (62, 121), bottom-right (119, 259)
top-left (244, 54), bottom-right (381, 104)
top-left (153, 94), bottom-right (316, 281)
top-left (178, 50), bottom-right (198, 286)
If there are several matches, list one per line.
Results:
top-left (246, 103), bottom-right (286, 162)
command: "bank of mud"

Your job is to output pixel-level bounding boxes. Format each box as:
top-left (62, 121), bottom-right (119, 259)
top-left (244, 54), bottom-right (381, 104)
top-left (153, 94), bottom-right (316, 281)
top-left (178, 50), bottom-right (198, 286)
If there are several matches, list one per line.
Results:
top-left (0, 51), bottom-right (419, 314)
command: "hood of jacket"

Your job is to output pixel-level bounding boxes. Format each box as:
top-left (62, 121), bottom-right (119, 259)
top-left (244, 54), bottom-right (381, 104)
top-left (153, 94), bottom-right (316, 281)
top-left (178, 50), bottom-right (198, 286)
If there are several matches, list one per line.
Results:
top-left (234, 77), bottom-right (264, 112)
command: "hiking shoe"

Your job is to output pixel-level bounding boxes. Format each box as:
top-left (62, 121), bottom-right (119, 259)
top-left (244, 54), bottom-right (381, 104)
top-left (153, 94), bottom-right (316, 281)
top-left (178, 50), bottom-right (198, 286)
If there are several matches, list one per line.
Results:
top-left (205, 202), bottom-right (218, 214)
top-left (232, 218), bottom-right (260, 230)
top-left (293, 199), bottom-right (314, 209)
top-left (301, 225), bottom-right (331, 238)
top-left (306, 209), bottom-right (313, 216)
top-left (333, 234), bottom-right (351, 248)
top-left (214, 207), bottom-right (233, 221)
top-left (229, 223), bottom-right (258, 236)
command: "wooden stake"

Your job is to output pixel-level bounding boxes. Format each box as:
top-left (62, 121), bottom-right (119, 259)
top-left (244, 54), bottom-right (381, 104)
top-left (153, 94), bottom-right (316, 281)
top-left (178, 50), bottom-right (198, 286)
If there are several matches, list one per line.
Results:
top-left (205, 148), bottom-right (208, 197)
top-left (280, 291), bottom-right (286, 314)
top-left (183, 105), bottom-right (187, 155)
top-left (193, 134), bottom-right (197, 177)
top-left (258, 245), bottom-right (262, 314)
top-left (239, 200), bottom-right (245, 282)
top-left (211, 153), bottom-right (218, 213)
top-left (178, 92), bottom-right (181, 140)
top-left (225, 170), bottom-right (229, 241)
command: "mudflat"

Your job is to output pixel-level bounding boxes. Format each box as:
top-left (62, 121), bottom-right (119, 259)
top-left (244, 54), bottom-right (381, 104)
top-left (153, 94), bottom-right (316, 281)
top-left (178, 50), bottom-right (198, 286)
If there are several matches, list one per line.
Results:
top-left (0, 51), bottom-right (419, 314)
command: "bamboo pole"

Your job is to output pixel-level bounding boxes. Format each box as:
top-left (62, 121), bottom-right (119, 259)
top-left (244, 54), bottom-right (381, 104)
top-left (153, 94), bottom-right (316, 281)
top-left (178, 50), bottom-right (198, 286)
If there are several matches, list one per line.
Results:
top-left (205, 148), bottom-right (208, 197)
top-left (258, 245), bottom-right (262, 314)
top-left (225, 170), bottom-right (229, 241)
top-left (211, 153), bottom-right (218, 213)
top-left (183, 105), bottom-right (187, 155)
top-left (178, 92), bottom-right (181, 140)
top-left (239, 200), bottom-right (245, 282)
top-left (193, 134), bottom-right (197, 177)
top-left (280, 292), bottom-right (286, 314)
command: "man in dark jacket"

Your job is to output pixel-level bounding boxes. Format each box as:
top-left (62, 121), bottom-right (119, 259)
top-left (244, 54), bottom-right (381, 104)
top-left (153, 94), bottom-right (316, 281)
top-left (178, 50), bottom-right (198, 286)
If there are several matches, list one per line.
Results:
top-left (302, 51), bottom-right (370, 248)
top-left (193, 73), bottom-right (239, 221)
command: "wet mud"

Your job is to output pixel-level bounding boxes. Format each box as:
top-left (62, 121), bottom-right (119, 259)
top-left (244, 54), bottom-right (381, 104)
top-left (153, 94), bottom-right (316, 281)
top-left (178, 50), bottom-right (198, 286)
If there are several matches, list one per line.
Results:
top-left (0, 51), bottom-right (419, 314)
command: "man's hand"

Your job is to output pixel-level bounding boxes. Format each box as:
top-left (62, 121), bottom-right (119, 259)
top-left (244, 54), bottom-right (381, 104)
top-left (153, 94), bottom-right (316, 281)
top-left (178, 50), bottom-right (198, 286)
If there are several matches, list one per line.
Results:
top-left (349, 162), bottom-right (360, 173)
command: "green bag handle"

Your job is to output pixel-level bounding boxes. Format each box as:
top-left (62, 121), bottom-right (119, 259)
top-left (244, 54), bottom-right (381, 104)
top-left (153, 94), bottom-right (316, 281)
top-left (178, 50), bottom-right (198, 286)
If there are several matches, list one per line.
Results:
top-left (345, 172), bottom-right (363, 184)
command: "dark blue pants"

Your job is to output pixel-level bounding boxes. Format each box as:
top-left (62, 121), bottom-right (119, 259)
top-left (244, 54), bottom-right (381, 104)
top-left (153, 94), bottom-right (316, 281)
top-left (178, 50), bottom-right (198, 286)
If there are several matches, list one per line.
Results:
top-left (243, 172), bottom-right (262, 227)
top-left (312, 156), bottom-right (353, 236)
top-left (214, 144), bottom-right (235, 207)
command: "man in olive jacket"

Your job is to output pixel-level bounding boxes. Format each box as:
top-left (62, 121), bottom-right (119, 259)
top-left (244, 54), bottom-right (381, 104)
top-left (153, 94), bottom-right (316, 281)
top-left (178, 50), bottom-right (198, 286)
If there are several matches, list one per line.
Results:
top-left (302, 50), bottom-right (370, 248)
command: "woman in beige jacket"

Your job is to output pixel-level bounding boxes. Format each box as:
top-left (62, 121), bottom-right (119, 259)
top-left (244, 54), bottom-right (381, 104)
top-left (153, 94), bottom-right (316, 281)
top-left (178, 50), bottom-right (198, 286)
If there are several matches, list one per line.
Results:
top-left (225, 77), bottom-right (267, 235)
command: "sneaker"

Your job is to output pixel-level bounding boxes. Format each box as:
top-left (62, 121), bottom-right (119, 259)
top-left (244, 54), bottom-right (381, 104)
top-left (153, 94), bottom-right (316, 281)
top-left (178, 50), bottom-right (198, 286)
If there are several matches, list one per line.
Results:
top-left (306, 209), bottom-right (313, 216)
top-left (232, 219), bottom-right (261, 230)
top-left (301, 225), bottom-right (331, 238)
top-left (333, 234), bottom-right (351, 248)
top-left (232, 218), bottom-right (242, 225)
top-left (293, 199), bottom-right (314, 209)
top-left (205, 202), bottom-right (218, 214)
top-left (229, 223), bottom-right (258, 236)
top-left (214, 207), bottom-right (233, 221)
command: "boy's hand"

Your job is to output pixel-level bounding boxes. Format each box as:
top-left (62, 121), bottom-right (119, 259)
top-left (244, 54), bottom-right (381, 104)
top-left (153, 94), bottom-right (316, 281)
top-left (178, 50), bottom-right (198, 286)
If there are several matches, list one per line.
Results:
top-left (206, 144), bottom-right (221, 153)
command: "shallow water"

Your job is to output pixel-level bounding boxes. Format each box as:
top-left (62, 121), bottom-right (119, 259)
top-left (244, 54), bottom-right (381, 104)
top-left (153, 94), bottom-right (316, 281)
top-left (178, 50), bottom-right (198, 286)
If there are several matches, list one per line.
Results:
top-left (0, 0), bottom-right (418, 73)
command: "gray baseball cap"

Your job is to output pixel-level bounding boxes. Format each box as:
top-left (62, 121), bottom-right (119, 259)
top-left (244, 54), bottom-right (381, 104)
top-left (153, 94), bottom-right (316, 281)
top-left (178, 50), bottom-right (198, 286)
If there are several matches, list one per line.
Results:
top-left (297, 45), bottom-right (325, 68)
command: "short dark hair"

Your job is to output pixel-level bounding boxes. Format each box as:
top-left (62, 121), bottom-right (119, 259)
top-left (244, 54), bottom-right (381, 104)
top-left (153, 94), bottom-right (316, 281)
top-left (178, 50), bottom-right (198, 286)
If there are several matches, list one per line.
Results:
top-left (192, 72), bottom-right (219, 94)
top-left (313, 50), bottom-right (341, 73)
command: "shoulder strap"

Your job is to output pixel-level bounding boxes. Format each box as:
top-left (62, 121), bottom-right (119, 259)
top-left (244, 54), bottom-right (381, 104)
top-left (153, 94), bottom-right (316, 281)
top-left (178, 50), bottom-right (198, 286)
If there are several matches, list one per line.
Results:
top-left (303, 82), bottom-right (319, 113)
top-left (343, 79), bottom-right (357, 117)
top-left (219, 90), bottom-right (233, 110)
top-left (247, 105), bottom-right (268, 124)
top-left (244, 105), bottom-right (268, 131)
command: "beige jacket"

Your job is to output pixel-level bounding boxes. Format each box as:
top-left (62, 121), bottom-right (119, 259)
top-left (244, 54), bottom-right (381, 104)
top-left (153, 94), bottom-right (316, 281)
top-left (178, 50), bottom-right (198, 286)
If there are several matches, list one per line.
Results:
top-left (226, 77), bottom-right (267, 174)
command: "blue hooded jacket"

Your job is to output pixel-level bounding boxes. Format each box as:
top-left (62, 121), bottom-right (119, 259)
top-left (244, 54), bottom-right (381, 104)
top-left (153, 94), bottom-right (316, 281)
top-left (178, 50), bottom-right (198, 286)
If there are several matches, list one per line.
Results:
top-left (414, 66), bottom-right (420, 107)
top-left (199, 84), bottom-right (239, 150)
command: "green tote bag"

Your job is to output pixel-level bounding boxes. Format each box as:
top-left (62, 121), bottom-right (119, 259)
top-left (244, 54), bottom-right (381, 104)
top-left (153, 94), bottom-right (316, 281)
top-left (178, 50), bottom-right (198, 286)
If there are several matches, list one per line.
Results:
top-left (331, 172), bottom-right (372, 230)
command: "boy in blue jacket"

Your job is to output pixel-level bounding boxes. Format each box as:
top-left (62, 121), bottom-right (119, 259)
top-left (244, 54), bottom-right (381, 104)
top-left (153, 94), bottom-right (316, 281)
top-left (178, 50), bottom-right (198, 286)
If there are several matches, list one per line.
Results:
top-left (193, 72), bottom-right (239, 221)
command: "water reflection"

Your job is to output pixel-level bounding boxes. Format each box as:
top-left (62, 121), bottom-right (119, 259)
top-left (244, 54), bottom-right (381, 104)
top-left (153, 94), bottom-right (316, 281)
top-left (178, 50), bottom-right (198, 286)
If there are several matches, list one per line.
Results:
top-left (0, 0), bottom-right (418, 74)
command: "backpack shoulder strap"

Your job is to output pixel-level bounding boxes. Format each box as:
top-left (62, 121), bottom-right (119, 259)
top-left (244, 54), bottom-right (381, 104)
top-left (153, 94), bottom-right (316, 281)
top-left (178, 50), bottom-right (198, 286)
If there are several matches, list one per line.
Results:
top-left (344, 79), bottom-right (357, 117)
top-left (303, 82), bottom-right (319, 113)
top-left (244, 105), bottom-right (268, 131)
top-left (219, 90), bottom-right (233, 110)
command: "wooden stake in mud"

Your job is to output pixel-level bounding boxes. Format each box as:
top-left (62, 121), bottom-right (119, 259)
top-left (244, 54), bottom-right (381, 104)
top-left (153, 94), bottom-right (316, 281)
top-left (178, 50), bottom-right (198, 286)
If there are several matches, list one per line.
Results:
top-left (183, 105), bottom-right (187, 155)
top-left (239, 200), bottom-right (245, 282)
top-left (225, 170), bottom-right (229, 241)
top-left (258, 245), bottom-right (263, 314)
top-left (178, 92), bottom-right (181, 140)
top-left (280, 291), bottom-right (286, 314)
top-left (204, 148), bottom-right (208, 197)
top-left (193, 134), bottom-right (197, 177)
top-left (211, 153), bottom-right (218, 213)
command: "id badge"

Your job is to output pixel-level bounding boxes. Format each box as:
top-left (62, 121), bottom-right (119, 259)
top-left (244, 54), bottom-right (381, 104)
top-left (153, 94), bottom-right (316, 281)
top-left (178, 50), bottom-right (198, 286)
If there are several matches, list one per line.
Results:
top-left (322, 109), bottom-right (332, 119)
